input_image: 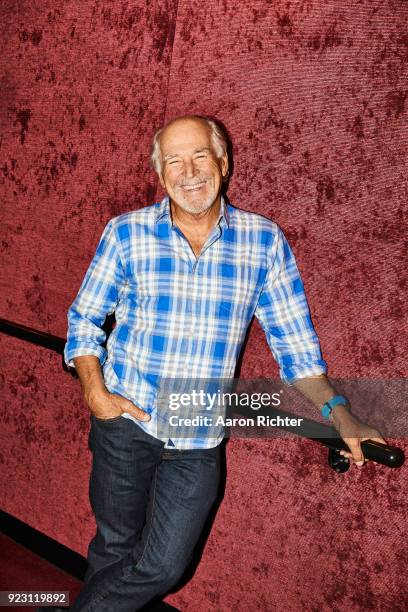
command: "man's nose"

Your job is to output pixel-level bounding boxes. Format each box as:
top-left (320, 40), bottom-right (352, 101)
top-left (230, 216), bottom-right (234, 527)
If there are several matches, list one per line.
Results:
top-left (184, 159), bottom-right (196, 178)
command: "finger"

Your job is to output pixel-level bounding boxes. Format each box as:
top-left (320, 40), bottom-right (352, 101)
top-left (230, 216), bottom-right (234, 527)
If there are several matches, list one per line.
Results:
top-left (368, 436), bottom-right (387, 445)
top-left (112, 395), bottom-right (151, 422)
top-left (344, 439), bottom-right (365, 466)
top-left (125, 402), bottom-right (151, 422)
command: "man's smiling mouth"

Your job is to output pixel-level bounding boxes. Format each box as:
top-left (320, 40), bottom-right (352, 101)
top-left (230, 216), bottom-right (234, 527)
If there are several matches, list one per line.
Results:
top-left (180, 182), bottom-right (206, 192)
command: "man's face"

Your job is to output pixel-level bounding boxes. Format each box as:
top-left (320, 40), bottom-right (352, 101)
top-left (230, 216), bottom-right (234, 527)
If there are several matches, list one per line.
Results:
top-left (158, 119), bottom-right (228, 215)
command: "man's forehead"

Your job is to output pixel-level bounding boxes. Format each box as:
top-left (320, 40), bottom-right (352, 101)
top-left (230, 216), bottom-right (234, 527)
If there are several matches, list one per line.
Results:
top-left (160, 119), bottom-right (212, 151)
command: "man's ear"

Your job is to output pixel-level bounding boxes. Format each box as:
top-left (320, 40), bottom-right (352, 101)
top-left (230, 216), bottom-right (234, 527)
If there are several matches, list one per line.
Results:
top-left (158, 171), bottom-right (165, 189)
top-left (221, 153), bottom-right (229, 181)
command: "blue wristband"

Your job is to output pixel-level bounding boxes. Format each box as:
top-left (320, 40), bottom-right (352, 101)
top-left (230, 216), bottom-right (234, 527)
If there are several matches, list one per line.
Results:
top-left (321, 395), bottom-right (350, 420)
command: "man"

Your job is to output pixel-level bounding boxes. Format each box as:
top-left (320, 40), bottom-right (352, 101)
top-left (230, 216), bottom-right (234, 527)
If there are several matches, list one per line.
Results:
top-left (57, 115), bottom-right (384, 612)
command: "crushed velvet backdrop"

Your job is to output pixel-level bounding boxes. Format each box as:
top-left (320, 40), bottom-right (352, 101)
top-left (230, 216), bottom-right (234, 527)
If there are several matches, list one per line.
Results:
top-left (1, 1), bottom-right (407, 610)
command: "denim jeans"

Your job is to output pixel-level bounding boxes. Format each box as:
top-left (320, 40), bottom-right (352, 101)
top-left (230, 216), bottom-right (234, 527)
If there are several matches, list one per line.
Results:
top-left (71, 415), bottom-right (221, 612)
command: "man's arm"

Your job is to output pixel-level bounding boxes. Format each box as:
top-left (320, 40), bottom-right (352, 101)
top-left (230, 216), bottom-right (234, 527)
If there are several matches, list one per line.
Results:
top-left (65, 220), bottom-right (149, 421)
top-left (64, 219), bottom-right (124, 369)
top-left (254, 226), bottom-right (328, 384)
top-left (254, 225), bottom-right (385, 466)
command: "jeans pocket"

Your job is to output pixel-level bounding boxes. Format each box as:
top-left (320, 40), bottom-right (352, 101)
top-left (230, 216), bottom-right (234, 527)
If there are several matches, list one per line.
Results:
top-left (92, 414), bottom-right (124, 423)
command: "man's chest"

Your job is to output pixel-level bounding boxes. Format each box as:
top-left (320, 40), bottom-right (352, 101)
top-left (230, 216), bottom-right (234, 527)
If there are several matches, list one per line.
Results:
top-left (122, 231), bottom-right (268, 321)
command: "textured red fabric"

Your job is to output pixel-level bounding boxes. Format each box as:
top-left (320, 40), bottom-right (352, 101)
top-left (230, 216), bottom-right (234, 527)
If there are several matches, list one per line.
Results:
top-left (1, 0), bottom-right (177, 332)
top-left (1, 1), bottom-right (407, 610)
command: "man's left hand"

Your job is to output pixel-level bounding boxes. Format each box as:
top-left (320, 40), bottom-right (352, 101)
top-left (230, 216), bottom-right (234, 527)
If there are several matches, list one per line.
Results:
top-left (330, 405), bottom-right (386, 467)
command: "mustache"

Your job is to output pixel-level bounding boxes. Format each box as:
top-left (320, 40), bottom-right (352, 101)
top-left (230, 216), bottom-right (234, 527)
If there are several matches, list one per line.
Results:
top-left (176, 177), bottom-right (208, 187)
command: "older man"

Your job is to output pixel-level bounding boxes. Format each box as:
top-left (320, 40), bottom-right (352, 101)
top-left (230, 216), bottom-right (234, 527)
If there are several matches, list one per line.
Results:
top-left (59, 115), bottom-right (384, 612)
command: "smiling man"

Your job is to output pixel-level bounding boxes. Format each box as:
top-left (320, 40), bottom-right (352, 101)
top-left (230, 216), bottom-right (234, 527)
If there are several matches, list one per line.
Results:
top-left (155, 116), bottom-right (229, 256)
top-left (57, 115), bottom-right (385, 612)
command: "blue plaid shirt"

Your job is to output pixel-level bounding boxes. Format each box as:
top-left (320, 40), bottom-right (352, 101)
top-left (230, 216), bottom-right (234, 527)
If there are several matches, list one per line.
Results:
top-left (64, 196), bottom-right (327, 448)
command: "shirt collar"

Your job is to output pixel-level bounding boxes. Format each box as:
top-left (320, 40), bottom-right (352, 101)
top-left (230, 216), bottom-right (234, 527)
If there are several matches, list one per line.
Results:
top-left (155, 195), bottom-right (230, 229)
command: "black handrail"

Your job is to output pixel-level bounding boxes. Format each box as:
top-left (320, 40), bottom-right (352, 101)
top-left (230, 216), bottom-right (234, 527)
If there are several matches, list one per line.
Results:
top-left (0, 317), bottom-right (405, 472)
top-left (0, 317), bottom-right (66, 354)
top-left (230, 403), bottom-right (405, 470)
top-left (0, 317), bottom-right (73, 374)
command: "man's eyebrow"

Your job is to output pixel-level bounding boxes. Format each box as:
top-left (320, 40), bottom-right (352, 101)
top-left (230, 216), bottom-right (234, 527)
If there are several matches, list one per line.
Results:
top-left (163, 147), bottom-right (211, 161)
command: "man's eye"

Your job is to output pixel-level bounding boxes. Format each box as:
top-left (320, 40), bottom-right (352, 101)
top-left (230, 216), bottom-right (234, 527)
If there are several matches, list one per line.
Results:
top-left (168, 160), bottom-right (181, 165)
top-left (195, 155), bottom-right (206, 160)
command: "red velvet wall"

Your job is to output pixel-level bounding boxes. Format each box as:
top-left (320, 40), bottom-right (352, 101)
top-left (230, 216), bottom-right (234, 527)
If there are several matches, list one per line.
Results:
top-left (1, 1), bottom-right (407, 610)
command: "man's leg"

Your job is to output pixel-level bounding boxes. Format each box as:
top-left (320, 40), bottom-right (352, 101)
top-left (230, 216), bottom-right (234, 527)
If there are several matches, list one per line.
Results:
top-left (70, 443), bottom-right (221, 612)
top-left (36, 415), bottom-right (164, 612)
top-left (84, 415), bottom-right (164, 583)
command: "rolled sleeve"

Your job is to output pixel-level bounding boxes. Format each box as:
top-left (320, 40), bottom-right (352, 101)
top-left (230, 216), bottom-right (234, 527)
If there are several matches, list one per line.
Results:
top-left (254, 226), bottom-right (327, 385)
top-left (64, 219), bottom-right (126, 368)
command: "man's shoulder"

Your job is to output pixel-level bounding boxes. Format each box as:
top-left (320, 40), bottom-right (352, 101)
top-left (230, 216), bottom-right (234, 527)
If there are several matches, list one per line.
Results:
top-left (109, 202), bottom-right (161, 232)
top-left (228, 203), bottom-right (281, 237)
top-left (108, 202), bottom-right (160, 238)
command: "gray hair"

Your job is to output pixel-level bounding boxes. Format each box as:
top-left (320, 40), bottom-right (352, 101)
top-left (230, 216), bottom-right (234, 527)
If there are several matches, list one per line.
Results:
top-left (150, 114), bottom-right (228, 177)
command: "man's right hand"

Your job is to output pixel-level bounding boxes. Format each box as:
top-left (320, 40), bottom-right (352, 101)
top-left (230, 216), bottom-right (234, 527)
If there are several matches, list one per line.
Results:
top-left (72, 355), bottom-right (151, 422)
top-left (87, 389), bottom-right (151, 422)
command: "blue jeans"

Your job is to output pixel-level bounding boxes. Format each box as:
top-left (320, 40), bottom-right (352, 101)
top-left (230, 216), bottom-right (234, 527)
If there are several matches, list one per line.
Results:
top-left (71, 415), bottom-right (221, 612)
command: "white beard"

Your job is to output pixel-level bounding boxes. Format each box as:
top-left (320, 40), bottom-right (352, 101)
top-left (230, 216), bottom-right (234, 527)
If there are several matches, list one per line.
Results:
top-left (175, 194), bottom-right (215, 215)
top-left (173, 178), bottom-right (217, 215)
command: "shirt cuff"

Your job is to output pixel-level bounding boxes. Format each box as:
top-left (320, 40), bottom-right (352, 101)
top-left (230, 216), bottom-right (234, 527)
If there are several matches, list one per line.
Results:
top-left (64, 345), bottom-right (107, 369)
top-left (280, 361), bottom-right (328, 386)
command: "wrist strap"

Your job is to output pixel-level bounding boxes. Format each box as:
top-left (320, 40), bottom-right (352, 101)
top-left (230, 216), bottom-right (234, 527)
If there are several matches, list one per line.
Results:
top-left (321, 395), bottom-right (350, 420)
